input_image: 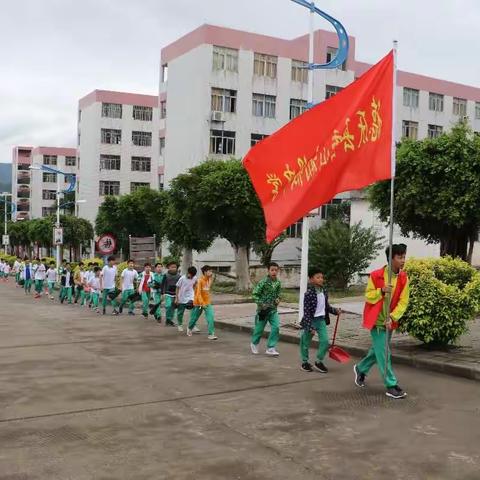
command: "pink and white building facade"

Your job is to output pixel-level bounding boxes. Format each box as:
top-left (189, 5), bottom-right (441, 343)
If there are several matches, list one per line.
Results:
top-left (159, 24), bottom-right (480, 269)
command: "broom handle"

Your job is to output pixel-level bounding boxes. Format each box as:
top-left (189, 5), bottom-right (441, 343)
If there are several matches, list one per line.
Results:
top-left (331, 313), bottom-right (340, 347)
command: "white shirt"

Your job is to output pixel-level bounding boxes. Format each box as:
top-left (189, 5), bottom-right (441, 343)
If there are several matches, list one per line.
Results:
top-left (4, 264), bottom-right (10, 274)
top-left (176, 275), bottom-right (197, 304)
top-left (101, 265), bottom-right (117, 289)
top-left (0, 262), bottom-right (4, 272)
top-left (121, 268), bottom-right (138, 291)
top-left (89, 276), bottom-right (101, 293)
top-left (34, 264), bottom-right (46, 281)
top-left (64, 271), bottom-right (72, 286)
top-left (314, 290), bottom-right (326, 318)
top-left (46, 268), bottom-right (57, 282)
top-left (13, 260), bottom-right (21, 273)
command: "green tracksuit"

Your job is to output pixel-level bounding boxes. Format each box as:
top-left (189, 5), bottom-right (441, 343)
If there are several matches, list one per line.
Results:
top-left (119, 289), bottom-right (135, 313)
top-left (188, 305), bottom-right (215, 335)
top-left (148, 272), bottom-right (164, 321)
top-left (300, 316), bottom-right (329, 363)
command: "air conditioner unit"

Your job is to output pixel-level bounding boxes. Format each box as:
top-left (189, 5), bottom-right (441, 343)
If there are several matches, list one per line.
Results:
top-left (211, 111), bottom-right (225, 122)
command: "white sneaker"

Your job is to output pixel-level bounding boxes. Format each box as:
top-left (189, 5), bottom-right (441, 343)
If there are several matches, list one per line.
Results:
top-left (193, 326), bottom-right (201, 333)
top-left (177, 325), bottom-right (184, 332)
top-left (250, 343), bottom-right (259, 355)
top-left (186, 328), bottom-right (193, 337)
top-left (265, 348), bottom-right (280, 356)
top-left (208, 335), bottom-right (218, 340)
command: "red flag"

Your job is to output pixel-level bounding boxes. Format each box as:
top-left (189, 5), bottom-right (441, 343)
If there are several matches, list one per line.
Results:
top-left (244, 51), bottom-right (394, 242)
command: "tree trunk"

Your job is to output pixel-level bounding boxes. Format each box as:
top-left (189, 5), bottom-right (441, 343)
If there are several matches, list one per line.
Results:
top-left (440, 232), bottom-right (469, 261)
top-left (234, 244), bottom-right (250, 292)
top-left (181, 247), bottom-right (193, 273)
top-left (466, 231), bottom-right (478, 265)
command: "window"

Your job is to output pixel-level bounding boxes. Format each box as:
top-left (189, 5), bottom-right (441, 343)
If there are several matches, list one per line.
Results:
top-left (320, 199), bottom-right (342, 219)
top-left (251, 133), bottom-right (268, 146)
top-left (132, 131), bottom-right (152, 147)
top-left (65, 173), bottom-right (75, 184)
top-left (133, 105), bottom-right (153, 121)
top-left (212, 46), bottom-right (238, 72)
top-left (253, 53), bottom-right (277, 78)
top-left (161, 64), bottom-right (168, 82)
top-left (453, 97), bottom-right (467, 116)
top-left (476, 102), bottom-right (480, 120)
top-left (326, 46), bottom-right (346, 70)
top-left (290, 99), bottom-right (308, 119)
top-left (100, 154), bottom-right (121, 171)
top-left (131, 182), bottom-right (150, 192)
top-left (403, 88), bottom-right (419, 108)
top-left (101, 128), bottom-right (122, 144)
top-left (43, 155), bottom-right (57, 166)
top-left (65, 156), bottom-right (76, 166)
top-left (99, 181), bottom-right (120, 196)
top-left (286, 219), bottom-right (303, 238)
top-left (428, 124), bottom-right (443, 139)
top-left (325, 85), bottom-right (343, 99)
top-left (42, 190), bottom-right (56, 200)
top-left (211, 88), bottom-right (237, 113)
top-left (160, 101), bottom-right (167, 119)
top-left (210, 130), bottom-right (236, 155)
top-left (42, 207), bottom-right (56, 217)
top-left (291, 60), bottom-right (308, 83)
top-left (252, 94), bottom-right (276, 118)
top-left (101, 103), bottom-right (122, 118)
top-left (159, 174), bottom-right (164, 191)
top-left (42, 172), bottom-right (57, 183)
top-left (160, 138), bottom-right (165, 156)
top-left (429, 93), bottom-right (444, 112)
top-left (402, 120), bottom-right (419, 140)
top-left (131, 156), bottom-right (151, 172)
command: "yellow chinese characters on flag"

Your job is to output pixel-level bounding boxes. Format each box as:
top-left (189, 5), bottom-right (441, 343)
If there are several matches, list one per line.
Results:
top-left (243, 51), bottom-right (394, 242)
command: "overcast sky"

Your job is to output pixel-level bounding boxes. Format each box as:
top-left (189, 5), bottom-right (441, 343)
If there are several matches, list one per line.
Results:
top-left (0, 0), bottom-right (478, 165)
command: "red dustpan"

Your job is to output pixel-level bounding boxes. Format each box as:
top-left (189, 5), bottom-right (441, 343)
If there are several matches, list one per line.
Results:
top-left (329, 314), bottom-right (351, 363)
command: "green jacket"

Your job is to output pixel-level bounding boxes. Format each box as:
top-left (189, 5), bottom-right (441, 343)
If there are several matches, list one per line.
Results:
top-left (252, 276), bottom-right (281, 309)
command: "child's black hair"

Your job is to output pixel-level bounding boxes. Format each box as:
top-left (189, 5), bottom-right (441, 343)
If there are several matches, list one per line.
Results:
top-left (154, 262), bottom-right (163, 268)
top-left (49, 261), bottom-right (55, 266)
top-left (201, 265), bottom-right (212, 274)
top-left (79, 262), bottom-right (84, 266)
top-left (127, 259), bottom-right (134, 263)
top-left (144, 262), bottom-right (151, 267)
top-left (167, 261), bottom-right (178, 267)
top-left (93, 266), bottom-right (101, 273)
top-left (107, 255), bottom-right (116, 262)
top-left (268, 262), bottom-right (280, 269)
top-left (187, 266), bottom-right (197, 276)
top-left (385, 243), bottom-right (407, 260)
top-left (308, 267), bottom-right (324, 278)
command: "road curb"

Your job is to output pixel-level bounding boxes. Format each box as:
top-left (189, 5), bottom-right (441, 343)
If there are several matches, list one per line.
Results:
top-left (214, 319), bottom-right (480, 382)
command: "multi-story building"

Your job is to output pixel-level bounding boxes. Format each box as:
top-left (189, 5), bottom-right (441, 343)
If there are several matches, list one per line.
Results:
top-left (159, 24), bottom-right (480, 270)
top-left (11, 146), bottom-right (78, 220)
top-left (77, 90), bottom-right (162, 225)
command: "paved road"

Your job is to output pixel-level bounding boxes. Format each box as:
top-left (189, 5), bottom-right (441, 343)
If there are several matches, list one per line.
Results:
top-left (1, 283), bottom-right (479, 480)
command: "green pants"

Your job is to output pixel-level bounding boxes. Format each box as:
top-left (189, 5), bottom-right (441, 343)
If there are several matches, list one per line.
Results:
top-left (47, 281), bottom-right (55, 295)
top-left (176, 304), bottom-right (190, 326)
top-left (102, 288), bottom-right (117, 310)
top-left (300, 316), bottom-right (329, 363)
top-left (251, 310), bottom-right (280, 349)
top-left (91, 292), bottom-right (99, 308)
top-left (189, 305), bottom-right (215, 335)
top-left (151, 292), bottom-right (162, 320)
top-left (74, 286), bottom-right (83, 303)
top-left (34, 279), bottom-right (44, 294)
top-left (357, 327), bottom-right (397, 388)
top-left (165, 295), bottom-right (176, 324)
top-left (61, 286), bottom-right (73, 303)
top-left (141, 291), bottom-right (150, 315)
top-left (120, 289), bottom-right (135, 313)
top-left (24, 278), bottom-right (32, 293)
top-left (15, 273), bottom-right (20, 284)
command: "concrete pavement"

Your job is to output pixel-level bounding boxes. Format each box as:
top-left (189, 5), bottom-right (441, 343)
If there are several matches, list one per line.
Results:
top-left (1, 283), bottom-right (480, 479)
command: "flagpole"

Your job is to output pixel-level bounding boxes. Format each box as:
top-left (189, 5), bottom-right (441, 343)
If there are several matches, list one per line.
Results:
top-left (384, 40), bottom-right (398, 382)
top-left (298, 1), bottom-right (315, 325)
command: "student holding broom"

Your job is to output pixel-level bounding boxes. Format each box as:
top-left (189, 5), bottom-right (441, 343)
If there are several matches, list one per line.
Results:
top-left (300, 267), bottom-right (342, 373)
top-left (354, 244), bottom-right (410, 400)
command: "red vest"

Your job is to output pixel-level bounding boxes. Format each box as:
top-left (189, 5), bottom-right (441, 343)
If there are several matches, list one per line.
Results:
top-left (363, 267), bottom-right (408, 330)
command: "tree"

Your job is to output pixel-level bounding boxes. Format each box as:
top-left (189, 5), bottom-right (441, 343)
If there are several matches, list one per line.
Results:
top-left (197, 159), bottom-right (265, 291)
top-left (309, 220), bottom-right (383, 289)
top-left (369, 123), bottom-right (480, 262)
top-left (61, 215), bottom-right (94, 260)
top-left (253, 233), bottom-right (287, 267)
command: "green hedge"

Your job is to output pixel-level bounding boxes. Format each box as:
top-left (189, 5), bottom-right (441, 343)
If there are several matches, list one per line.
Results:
top-left (400, 257), bottom-right (480, 345)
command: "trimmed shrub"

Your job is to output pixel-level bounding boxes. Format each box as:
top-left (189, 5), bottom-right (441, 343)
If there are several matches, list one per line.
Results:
top-left (400, 257), bottom-right (480, 345)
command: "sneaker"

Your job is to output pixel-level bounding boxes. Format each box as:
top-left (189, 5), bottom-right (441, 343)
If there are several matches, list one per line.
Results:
top-left (128, 312), bottom-right (135, 316)
top-left (118, 305), bottom-right (123, 314)
top-left (186, 328), bottom-right (193, 337)
top-left (386, 386), bottom-right (407, 399)
top-left (250, 343), bottom-right (259, 355)
top-left (142, 313), bottom-right (148, 319)
top-left (165, 321), bottom-right (175, 327)
top-left (301, 362), bottom-right (313, 372)
top-left (208, 335), bottom-right (218, 340)
top-left (193, 326), bottom-right (201, 333)
top-left (102, 308), bottom-right (106, 315)
top-left (156, 318), bottom-right (162, 324)
top-left (265, 348), bottom-right (279, 356)
top-left (314, 361), bottom-right (328, 373)
top-left (177, 325), bottom-right (184, 332)
top-left (353, 364), bottom-right (366, 388)
top-left (95, 308), bottom-right (100, 314)
top-left (49, 296), bottom-right (54, 300)
top-left (112, 309), bottom-right (119, 316)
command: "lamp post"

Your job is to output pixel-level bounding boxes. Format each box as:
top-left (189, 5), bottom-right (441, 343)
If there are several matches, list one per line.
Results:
top-left (1, 193), bottom-right (14, 255)
top-left (29, 164), bottom-right (77, 269)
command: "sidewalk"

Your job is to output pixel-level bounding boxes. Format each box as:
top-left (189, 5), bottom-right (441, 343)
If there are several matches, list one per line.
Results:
top-left (212, 297), bottom-right (480, 381)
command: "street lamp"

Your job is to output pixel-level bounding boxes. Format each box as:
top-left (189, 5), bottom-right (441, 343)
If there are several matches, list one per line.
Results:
top-left (29, 164), bottom-right (77, 269)
top-left (1, 192), bottom-right (15, 255)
